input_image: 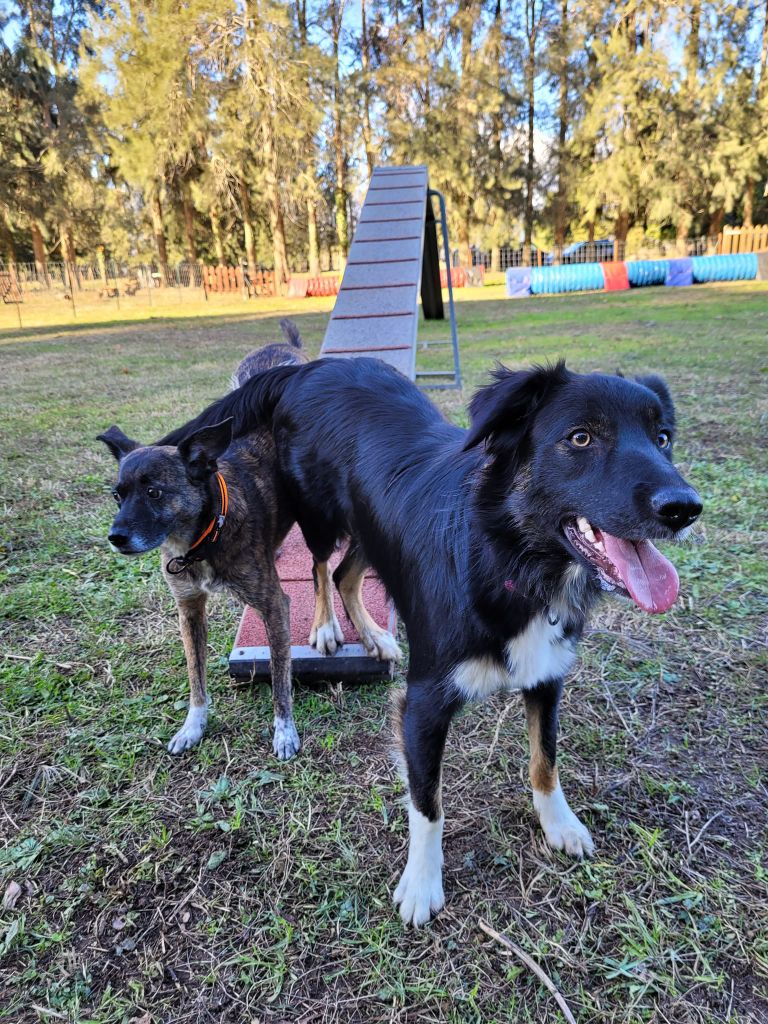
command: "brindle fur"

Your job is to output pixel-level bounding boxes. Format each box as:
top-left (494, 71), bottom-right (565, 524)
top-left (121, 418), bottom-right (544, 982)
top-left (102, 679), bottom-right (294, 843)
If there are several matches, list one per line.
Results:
top-left (230, 318), bottom-right (306, 388)
top-left (98, 325), bottom-right (333, 759)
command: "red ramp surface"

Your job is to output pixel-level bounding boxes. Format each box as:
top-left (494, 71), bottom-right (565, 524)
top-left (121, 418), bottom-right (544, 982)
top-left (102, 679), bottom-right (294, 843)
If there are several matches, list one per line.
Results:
top-left (229, 526), bottom-right (396, 681)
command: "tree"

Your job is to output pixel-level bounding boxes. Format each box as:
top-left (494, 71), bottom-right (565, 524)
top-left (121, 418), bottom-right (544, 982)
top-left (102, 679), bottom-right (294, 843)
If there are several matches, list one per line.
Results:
top-left (0, 0), bottom-right (104, 278)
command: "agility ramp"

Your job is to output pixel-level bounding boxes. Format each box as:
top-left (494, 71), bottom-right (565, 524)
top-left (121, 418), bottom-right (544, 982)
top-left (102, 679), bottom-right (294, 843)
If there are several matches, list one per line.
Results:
top-left (231, 165), bottom-right (462, 682)
top-left (321, 164), bottom-right (461, 389)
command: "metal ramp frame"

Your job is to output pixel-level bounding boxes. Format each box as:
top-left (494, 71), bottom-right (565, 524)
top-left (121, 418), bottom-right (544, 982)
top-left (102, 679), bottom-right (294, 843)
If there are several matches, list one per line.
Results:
top-left (417, 188), bottom-right (461, 390)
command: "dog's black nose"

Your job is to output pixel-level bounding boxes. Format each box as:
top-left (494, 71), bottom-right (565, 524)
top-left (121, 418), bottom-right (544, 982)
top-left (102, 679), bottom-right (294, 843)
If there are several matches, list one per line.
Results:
top-left (651, 487), bottom-right (702, 531)
top-left (108, 531), bottom-right (130, 548)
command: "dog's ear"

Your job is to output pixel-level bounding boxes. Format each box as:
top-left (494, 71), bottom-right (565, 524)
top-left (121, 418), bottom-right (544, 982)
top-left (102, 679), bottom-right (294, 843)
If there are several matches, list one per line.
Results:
top-left (97, 425), bottom-right (140, 462)
top-left (177, 418), bottom-right (233, 483)
top-left (636, 374), bottom-right (676, 429)
top-left (464, 361), bottom-right (570, 452)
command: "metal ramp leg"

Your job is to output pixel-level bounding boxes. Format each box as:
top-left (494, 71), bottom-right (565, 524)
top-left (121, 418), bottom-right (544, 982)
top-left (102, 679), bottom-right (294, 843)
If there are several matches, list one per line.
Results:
top-left (416, 189), bottom-right (462, 390)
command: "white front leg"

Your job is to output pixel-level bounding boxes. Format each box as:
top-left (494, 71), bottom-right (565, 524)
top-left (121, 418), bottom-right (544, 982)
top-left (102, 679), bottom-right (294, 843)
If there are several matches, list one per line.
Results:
top-left (393, 800), bottom-right (445, 927)
top-left (168, 702), bottom-right (209, 755)
top-left (534, 783), bottom-right (594, 858)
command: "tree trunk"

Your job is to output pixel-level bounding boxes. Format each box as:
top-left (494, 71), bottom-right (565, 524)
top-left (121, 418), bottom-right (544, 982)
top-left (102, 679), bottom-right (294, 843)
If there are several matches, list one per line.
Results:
top-left (332, 5), bottom-right (348, 260)
top-left (239, 178), bottom-right (257, 279)
top-left (31, 222), bottom-right (48, 284)
top-left (742, 180), bottom-right (754, 229)
top-left (491, 245), bottom-right (500, 274)
top-left (707, 207), bottom-right (725, 237)
top-left (685, 1), bottom-right (700, 87)
top-left (181, 184), bottom-right (197, 263)
top-left (553, 0), bottom-right (569, 247)
top-left (458, 209), bottom-right (471, 267)
top-left (149, 189), bottom-right (169, 284)
top-left (307, 198), bottom-right (320, 276)
top-left (60, 225), bottom-right (80, 289)
top-left (263, 120), bottom-right (289, 291)
top-left (489, 0), bottom-right (504, 241)
top-left (360, 0), bottom-right (375, 179)
top-left (210, 209), bottom-right (225, 266)
top-left (0, 218), bottom-right (16, 273)
top-left (297, 0), bottom-right (323, 272)
top-left (615, 210), bottom-right (630, 245)
top-left (523, 1), bottom-right (538, 248)
top-left (676, 211), bottom-right (691, 254)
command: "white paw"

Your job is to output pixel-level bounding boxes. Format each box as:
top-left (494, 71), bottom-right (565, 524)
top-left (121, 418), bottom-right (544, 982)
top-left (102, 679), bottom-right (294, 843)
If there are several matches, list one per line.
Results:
top-left (168, 705), bottom-right (208, 755)
top-left (535, 785), bottom-right (594, 858)
top-left (272, 716), bottom-right (301, 760)
top-left (364, 628), bottom-right (402, 663)
top-left (393, 803), bottom-right (445, 926)
top-left (542, 815), bottom-right (594, 857)
top-left (310, 615), bottom-right (344, 655)
top-left (393, 860), bottom-right (444, 927)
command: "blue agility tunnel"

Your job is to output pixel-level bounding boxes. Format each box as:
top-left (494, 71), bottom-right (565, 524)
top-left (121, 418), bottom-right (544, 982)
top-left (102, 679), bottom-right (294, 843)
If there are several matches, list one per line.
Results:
top-left (626, 260), bottom-right (669, 287)
top-left (665, 258), bottom-right (694, 287)
top-left (690, 253), bottom-right (758, 282)
top-left (505, 266), bottom-right (532, 297)
top-left (530, 262), bottom-right (605, 295)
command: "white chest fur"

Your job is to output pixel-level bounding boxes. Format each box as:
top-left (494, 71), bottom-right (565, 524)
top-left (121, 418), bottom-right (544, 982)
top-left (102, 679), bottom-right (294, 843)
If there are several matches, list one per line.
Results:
top-left (161, 541), bottom-right (223, 595)
top-left (451, 613), bottom-right (577, 701)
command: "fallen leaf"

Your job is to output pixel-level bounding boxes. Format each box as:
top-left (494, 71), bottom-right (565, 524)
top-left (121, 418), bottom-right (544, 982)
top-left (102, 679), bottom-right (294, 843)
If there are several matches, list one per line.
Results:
top-left (2, 881), bottom-right (21, 910)
top-left (206, 849), bottom-right (227, 871)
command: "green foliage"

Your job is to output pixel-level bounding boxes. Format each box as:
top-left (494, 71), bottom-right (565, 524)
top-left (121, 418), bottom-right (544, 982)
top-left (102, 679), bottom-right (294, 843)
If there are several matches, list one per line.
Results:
top-left (1, 1), bottom-right (767, 269)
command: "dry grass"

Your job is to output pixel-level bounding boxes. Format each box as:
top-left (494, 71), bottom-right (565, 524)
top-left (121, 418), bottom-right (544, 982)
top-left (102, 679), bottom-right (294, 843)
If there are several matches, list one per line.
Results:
top-left (1, 283), bottom-right (767, 1023)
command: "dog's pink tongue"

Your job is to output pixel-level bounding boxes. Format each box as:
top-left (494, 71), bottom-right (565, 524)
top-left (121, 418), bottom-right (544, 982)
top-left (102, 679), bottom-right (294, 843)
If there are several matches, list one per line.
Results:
top-left (600, 533), bottom-right (679, 614)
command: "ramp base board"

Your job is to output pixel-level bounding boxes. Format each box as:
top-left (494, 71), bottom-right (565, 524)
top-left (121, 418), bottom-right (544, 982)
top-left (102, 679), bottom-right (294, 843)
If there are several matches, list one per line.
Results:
top-left (229, 643), bottom-right (393, 681)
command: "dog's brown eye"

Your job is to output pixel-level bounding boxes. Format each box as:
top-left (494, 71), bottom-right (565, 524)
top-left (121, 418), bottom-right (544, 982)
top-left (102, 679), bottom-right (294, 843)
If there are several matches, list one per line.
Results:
top-left (569, 430), bottom-right (592, 448)
top-left (112, 489), bottom-right (121, 504)
top-left (147, 487), bottom-right (162, 500)
top-left (657, 431), bottom-right (671, 449)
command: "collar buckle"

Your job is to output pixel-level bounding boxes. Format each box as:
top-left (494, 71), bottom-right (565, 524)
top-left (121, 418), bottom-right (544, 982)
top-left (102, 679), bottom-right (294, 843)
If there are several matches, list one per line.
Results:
top-left (165, 471), bottom-right (229, 576)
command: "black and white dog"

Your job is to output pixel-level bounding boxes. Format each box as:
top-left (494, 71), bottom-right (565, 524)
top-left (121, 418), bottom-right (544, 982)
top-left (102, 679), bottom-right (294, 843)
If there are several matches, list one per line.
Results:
top-left (160, 358), bottom-right (702, 926)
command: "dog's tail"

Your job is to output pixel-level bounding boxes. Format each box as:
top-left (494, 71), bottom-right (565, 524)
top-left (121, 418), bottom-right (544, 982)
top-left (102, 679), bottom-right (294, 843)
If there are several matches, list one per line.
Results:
top-left (279, 318), bottom-right (303, 349)
top-left (157, 362), bottom-right (307, 446)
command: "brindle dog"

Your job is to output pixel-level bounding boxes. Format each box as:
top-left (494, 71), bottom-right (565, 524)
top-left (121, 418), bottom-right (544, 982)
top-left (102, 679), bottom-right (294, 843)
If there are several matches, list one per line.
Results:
top-left (98, 330), bottom-right (347, 759)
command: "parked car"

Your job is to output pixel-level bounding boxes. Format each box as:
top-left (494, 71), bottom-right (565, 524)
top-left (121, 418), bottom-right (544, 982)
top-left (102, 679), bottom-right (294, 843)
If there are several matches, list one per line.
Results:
top-left (546, 239), bottom-right (614, 264)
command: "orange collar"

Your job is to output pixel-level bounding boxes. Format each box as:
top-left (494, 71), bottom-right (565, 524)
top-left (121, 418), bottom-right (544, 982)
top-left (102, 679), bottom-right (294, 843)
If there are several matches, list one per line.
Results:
top-left (166, 472), bottom-right (229, 575)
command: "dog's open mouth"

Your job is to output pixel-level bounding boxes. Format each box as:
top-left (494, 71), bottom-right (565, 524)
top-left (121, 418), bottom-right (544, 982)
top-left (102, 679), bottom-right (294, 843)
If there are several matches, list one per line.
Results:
top-left (563, 516), bottom-right (679, 614)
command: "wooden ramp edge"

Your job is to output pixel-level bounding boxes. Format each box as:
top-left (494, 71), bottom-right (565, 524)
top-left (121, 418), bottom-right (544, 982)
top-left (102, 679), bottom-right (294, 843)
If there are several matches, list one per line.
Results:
top-left (320, 165), bottom-right (429, 380)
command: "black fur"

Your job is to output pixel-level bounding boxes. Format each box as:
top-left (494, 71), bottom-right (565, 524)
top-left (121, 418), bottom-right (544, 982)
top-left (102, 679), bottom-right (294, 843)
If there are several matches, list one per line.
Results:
top-left (160, 356), bottom-right (702, 922)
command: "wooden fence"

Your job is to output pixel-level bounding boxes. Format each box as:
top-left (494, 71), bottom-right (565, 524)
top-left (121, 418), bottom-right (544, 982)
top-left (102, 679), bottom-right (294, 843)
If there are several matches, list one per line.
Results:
top-left (202, 265), bottom-right (276, 296)
top-left (718, 226), bottom-right (768, 254)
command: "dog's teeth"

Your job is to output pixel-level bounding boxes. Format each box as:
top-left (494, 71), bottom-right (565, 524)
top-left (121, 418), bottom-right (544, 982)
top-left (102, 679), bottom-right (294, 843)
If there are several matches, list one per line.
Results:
top-left (577, 516), bottom-right (590, 534)
top-left (595, 540), bottom-right (605, 551)
top-left (585, 529), bottom-right (596, 544)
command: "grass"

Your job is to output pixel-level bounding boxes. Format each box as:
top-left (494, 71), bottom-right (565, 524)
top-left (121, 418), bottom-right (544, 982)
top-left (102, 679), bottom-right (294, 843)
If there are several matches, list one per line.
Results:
top-left (1, 282), bottom-right (767, 1023)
